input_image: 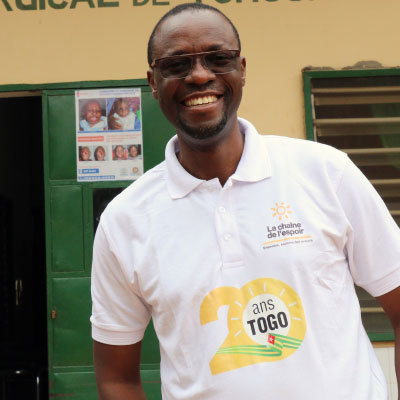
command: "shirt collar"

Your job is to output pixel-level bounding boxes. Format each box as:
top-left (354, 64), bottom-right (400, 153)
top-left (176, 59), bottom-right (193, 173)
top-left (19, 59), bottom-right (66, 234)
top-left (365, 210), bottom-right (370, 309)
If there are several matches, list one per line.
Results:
top-left (166, 117), bottom-right (272, 199)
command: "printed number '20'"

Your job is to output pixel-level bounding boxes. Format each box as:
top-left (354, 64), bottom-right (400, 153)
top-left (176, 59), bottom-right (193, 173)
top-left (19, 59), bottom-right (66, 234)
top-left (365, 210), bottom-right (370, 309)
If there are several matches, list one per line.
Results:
top-left (200, 278), bottom-right (306, 375)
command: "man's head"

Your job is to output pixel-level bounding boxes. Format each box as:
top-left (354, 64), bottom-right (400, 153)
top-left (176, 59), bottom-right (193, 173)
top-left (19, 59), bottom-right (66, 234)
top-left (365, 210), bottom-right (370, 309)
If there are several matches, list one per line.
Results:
top-left (147, 3), bottom-right (241, 68)
top-left (147, 3), bottom-right (246, 148)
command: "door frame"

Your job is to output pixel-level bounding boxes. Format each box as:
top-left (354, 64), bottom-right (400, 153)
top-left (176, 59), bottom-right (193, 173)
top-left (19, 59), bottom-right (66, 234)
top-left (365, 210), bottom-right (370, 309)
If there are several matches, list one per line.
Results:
top-left (0, 79), bottom-right (163, 400)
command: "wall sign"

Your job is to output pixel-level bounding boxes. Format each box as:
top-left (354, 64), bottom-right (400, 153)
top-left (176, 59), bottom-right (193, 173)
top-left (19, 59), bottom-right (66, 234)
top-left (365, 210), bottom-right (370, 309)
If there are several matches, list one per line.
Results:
top-left (75, 88), bottom-right (144, 182)
top-left (0, 0), bottom-right (306, 11)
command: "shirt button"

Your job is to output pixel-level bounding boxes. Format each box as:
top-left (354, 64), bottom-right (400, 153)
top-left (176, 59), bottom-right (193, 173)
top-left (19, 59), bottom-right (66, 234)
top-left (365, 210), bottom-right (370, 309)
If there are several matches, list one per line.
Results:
top-left (218, 206), bottom-right (226, 213)
top-left (223, 233), bottom-right (232, 241)
top-left (207, 186), bottom-right (214, 192)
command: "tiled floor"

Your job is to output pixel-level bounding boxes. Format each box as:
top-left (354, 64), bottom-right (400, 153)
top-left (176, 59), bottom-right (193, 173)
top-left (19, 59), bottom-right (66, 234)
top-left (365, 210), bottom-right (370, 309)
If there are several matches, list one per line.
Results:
top-left (374, 346), bottom-right (398, 400)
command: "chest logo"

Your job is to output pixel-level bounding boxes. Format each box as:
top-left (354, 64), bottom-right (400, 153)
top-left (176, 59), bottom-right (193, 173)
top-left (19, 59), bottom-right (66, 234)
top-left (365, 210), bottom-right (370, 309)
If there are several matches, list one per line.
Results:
top-left (263, 201), bottom-right (313, 249)
top-left (200, 278), bottom-right (306, 375)
top-left (271, 201), bottom-right (292, 220)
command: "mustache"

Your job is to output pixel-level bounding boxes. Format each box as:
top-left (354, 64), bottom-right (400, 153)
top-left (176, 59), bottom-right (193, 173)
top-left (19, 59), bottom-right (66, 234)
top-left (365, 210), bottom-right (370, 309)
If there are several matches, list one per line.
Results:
top-left (184, 83), bottom-right (220, 94)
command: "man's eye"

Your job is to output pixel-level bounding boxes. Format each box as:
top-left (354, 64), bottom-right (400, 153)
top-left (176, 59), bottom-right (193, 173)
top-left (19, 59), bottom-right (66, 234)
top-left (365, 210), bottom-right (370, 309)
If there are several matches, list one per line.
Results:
top-left (162, 58), bottom-right (190, 72)
top-left (208, 53), bottom-right (233, 66)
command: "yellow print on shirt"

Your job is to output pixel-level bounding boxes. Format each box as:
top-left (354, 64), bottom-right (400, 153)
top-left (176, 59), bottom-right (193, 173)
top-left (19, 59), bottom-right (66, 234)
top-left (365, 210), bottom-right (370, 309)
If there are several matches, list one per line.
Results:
top-left (200, 278), bottom-right (306, 375)
top-left (271, 201), bottom-right (292, 220)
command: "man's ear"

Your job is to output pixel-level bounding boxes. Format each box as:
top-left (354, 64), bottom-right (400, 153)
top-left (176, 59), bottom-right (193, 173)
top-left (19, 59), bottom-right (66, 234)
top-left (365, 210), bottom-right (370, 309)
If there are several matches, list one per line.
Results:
top-left (147, 69), bottom-right (158, 100)
top-left (240, 57), bottom-right (246, 87)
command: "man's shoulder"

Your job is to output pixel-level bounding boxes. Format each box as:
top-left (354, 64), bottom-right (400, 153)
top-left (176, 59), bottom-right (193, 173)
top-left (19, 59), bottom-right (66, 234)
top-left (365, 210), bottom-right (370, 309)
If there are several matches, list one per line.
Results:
top-left (240, 118), bottom-right (346, 165)
top-left (260, 134), bottom-right (347, 165)
top-left (261, 133), bottom-right (337, 150)
top-left (253, 133), bottom-right (349, 186)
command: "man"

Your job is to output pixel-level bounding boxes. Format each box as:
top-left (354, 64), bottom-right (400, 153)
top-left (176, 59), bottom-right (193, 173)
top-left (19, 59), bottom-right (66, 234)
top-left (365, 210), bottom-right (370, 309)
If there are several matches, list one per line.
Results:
top-left (91, 3), bottom-right (400, 399)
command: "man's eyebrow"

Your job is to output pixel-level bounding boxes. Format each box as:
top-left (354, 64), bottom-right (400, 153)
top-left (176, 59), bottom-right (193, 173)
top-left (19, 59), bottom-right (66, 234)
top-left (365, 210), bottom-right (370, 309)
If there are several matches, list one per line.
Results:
top-left (207, 44), bottom-right (225, 51)
top-left (166, 44), bottom-right (226, 57)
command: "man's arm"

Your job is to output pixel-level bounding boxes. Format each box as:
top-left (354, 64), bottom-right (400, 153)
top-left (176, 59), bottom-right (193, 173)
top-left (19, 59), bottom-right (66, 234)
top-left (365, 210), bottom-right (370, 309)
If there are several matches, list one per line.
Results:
top-left (376, 285), bottom-right (400, 400)
top-left (93, 340), bottom-right (147, 400)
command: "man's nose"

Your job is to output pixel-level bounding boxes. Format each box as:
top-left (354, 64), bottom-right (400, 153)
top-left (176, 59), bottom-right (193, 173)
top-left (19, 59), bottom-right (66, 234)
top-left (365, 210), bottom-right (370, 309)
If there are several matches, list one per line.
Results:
top-left (185, 57), bottom-right (215, 84)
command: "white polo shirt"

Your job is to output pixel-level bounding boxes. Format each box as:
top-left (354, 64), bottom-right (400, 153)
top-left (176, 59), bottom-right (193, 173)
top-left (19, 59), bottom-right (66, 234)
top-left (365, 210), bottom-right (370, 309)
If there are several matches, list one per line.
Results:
top-left (91, 118), bottom-right (400, 400)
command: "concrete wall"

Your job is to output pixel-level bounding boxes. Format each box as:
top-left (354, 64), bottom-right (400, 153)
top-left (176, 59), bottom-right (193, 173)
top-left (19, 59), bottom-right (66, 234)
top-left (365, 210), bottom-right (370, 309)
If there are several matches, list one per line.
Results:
top-left (2, 0), bottom-right (400, 138)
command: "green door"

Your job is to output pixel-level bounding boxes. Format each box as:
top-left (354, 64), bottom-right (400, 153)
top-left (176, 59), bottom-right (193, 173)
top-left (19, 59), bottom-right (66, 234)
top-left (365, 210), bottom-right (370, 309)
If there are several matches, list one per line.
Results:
top-left (42, 82), bottom-right (173, 399)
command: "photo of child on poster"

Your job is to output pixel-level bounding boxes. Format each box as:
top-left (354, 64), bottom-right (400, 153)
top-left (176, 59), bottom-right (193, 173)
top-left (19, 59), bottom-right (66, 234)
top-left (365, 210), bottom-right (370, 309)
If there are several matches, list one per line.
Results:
top-left (112, 145), bottom-right (127, 161)
top-left (127, 144), bottom-right (142, 160)
top-left (79, 99), bottom-right (108, 132)
top-left (107, 97), bottom-right (142, 131)
top-left (78, 145), bottom-right (93, 161)
top-left (94, 146), bottom-right (107, 161)
top-left (75, 88), bottom-right (143, 182)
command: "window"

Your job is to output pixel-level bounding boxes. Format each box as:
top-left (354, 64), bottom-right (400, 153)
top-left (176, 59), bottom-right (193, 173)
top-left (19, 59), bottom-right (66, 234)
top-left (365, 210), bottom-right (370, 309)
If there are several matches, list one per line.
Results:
top-left (303, 69), bottom-right (400, 341)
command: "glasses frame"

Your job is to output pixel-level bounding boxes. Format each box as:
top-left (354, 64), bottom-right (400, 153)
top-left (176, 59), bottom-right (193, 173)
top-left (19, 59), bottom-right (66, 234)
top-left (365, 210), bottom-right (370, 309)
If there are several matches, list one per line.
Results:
top-left (151, 49), bottom-right (241, 80)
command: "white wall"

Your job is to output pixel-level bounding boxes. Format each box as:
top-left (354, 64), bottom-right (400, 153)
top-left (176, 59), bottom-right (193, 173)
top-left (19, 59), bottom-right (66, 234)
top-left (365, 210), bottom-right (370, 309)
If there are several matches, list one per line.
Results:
top-left (375, 346), bottom-right (398, 399)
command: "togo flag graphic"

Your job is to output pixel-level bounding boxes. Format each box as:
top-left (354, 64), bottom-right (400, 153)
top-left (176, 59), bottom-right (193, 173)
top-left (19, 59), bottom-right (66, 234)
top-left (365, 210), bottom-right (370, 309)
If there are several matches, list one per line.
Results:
top-left (200, 278), bottom-right (306, 375)
top-left (267, 334), bottom-right (275, 345)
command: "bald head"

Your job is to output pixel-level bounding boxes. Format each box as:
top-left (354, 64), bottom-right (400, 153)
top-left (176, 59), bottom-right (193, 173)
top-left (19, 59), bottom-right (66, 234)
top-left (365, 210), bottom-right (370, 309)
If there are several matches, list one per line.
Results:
top-left (147, 3), bottom-right (241, 66)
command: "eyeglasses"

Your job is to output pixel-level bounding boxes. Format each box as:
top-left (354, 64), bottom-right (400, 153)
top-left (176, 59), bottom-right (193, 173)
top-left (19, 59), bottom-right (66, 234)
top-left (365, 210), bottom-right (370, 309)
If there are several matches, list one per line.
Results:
top-left (151, 50), bottom-right (240, 79)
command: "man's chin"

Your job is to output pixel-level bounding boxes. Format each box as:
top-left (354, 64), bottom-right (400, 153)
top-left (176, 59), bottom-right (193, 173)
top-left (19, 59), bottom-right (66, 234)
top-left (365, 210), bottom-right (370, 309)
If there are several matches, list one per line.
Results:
top-left (177, 114), bottom-right (228, 141)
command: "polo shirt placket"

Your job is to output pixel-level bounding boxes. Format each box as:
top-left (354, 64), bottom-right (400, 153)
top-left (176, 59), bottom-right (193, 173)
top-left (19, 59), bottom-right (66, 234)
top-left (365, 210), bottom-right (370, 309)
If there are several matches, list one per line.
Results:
top-left (215, 179), bottom-right (244, 269)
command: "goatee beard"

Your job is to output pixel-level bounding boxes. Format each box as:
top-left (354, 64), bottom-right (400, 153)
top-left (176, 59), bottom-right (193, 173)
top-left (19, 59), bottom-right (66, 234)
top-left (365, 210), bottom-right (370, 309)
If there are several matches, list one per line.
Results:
top-left (177, 112), bottom-right (228, 140)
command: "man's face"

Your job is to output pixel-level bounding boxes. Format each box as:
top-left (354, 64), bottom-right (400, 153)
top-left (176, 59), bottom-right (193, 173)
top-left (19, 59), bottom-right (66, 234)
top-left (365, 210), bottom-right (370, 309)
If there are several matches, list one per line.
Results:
top-left (148, 10), bottom-right (246, 146)
top-left (85, 101), bottom-right (102, 126)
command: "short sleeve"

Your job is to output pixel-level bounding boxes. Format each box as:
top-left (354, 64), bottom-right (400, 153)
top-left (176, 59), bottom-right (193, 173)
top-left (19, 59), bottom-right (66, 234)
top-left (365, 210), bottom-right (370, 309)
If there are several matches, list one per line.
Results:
top-left (90, 221), bottom-right (151, 345)
top-left (336, 156), bottom-right (400, 297)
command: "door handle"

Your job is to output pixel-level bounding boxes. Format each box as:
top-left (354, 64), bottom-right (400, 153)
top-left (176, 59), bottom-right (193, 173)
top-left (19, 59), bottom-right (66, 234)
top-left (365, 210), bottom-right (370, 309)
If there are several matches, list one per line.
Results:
top-left (15, 279), bottom-right (23, 306)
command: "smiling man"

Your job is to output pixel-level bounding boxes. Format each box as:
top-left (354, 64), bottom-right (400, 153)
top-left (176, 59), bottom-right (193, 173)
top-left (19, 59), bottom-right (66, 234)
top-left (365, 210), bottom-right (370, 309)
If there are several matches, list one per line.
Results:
top-left (91, 4), bottom-right (400, 400)
top-left (147, 5), bottom-right (246, 187)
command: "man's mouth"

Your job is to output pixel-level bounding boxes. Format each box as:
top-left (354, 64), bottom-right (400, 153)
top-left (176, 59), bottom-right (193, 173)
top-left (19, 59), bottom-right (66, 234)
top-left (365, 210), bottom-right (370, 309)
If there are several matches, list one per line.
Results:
top-left (184, 95), bottom-right (219, 107)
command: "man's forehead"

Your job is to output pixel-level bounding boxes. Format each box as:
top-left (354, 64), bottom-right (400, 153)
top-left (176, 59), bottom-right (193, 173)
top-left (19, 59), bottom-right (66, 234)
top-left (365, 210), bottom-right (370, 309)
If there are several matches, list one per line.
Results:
top-left (152, 10), bottom-right (237, 56)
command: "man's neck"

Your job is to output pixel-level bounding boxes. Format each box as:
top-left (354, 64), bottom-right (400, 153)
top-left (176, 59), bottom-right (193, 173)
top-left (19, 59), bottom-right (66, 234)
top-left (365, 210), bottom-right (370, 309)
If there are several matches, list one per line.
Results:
top-left (176, 124), bottom-right (245, 187)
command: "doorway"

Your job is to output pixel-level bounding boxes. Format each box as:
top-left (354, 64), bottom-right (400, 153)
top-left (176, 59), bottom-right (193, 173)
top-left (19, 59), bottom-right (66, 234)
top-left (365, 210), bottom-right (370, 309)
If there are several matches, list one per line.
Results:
top-left (0, 95), bottom-right (48, 399)
top-left (0, 81), bottom-right (171, 399)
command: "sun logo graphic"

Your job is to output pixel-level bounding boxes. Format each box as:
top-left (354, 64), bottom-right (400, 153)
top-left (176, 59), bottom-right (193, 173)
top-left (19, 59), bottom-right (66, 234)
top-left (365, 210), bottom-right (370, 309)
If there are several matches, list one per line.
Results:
top-left (200, 278), bottom-right (306, 375)
top-left (271, 202), bottom-right (292, 221)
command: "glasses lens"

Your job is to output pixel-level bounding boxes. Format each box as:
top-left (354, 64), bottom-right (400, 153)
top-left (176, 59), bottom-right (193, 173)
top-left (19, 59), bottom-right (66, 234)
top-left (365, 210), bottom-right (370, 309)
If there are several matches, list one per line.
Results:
top-left (159, 56), bottom-right (192, 79)
top-left (205, 50), bottom-right (238, 74)
top-left (155, 50), bottom-right (239, 79)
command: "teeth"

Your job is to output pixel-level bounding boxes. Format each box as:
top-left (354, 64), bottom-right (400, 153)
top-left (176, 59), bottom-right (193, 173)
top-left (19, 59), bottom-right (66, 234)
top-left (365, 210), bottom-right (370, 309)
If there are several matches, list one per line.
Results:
top-left (185, 95), bottom-right (218, 107)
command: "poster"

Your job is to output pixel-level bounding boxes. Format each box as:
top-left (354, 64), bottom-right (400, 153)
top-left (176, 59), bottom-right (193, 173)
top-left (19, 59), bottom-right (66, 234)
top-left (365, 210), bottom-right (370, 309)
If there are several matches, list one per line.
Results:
top-left (75, 88), bottom-right (143, 182)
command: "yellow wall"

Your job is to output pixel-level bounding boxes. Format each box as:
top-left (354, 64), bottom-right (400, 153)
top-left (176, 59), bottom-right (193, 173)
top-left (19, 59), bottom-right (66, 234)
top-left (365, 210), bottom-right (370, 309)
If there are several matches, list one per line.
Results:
top-left (1, 0), bottom-right (400, 138)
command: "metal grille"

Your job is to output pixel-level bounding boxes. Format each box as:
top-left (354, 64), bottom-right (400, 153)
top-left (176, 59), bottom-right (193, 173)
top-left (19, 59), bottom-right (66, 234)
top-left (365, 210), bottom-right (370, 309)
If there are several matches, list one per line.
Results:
top-left (308, 74), bottom-right (400, 339)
